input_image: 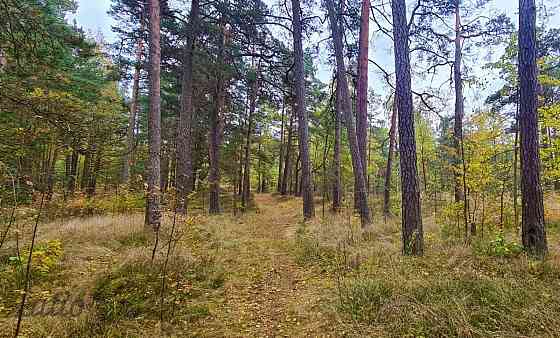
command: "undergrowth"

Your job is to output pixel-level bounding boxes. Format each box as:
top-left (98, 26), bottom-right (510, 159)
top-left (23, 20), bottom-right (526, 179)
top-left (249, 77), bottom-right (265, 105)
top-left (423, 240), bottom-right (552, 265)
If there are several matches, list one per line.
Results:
top-left (93, 254), bottom-right (223, 323)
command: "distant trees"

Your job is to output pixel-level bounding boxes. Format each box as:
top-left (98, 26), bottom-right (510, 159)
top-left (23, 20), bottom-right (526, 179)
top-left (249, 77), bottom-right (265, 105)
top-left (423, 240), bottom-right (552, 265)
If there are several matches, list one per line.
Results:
top-left (2, 0), bottom-right (558, 261)
top-left (326, 0), bottom-right (372, 229)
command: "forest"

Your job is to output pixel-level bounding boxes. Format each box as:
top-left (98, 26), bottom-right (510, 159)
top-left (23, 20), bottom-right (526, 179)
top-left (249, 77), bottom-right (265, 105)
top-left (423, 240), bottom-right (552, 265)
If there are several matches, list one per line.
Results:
top-left (0, 0), bottom-right (559, 336)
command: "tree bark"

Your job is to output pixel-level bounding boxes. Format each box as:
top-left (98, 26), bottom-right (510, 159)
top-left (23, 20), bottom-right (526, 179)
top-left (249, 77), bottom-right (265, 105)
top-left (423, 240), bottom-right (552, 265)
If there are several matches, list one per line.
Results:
top-left (391, 0), bottom-right (423, 255)
top-left (176, 0), bottom-right (199, 214)
top-left (87, 148), bottom-right (102, 197)
top-left (208, 22), bottom-right (229, 214)
top-left (242, 70), bottom-right (258, 209)
top-left (453, 0), bottom-right (465, 204)
top-left (146, 0), bottom-right (162, 231)
top-left (161, 144), bottom-right (170, 193)
top-left (277, 102), bottom-right (286, 192)
top-left (356, 0), bottom-right (370, 196)
top-left (67, 149), bottom-right (78, 194)
top-left (383, 96), bottom-right (398, 217)
top-left (326, 0), bottom-right (371, 228)
top-left (518, 0), bottom-right (547, 257)
top-left (122, 19), bottom-right (144, 184)
top-left (513, 114), bottom-right (519, 231)
top-left (291, 0), bottom-right (315, 219)
top-left (81, 146), bottom-right (92, 191)
top-left (281, 109), bottom-right (294, 195)
top-left (332, 82), bottom-right (342, 212)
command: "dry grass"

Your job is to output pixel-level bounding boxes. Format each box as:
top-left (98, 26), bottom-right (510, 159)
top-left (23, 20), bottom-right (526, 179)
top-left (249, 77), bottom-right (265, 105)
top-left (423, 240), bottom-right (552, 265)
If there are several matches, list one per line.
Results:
top-left (0, 192), bottom-right (559, 337)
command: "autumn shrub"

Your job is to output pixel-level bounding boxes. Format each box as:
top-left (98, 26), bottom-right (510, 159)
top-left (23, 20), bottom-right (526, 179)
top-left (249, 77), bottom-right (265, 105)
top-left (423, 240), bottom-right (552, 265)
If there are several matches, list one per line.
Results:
top-left (47, 192), bottom-right (145, 218)
top-left (7, 239), bottom-right (63, 285)
top-left (0, 239), bottom-right (63, 312)
top-left (473, 232), bottom-right (524, 258)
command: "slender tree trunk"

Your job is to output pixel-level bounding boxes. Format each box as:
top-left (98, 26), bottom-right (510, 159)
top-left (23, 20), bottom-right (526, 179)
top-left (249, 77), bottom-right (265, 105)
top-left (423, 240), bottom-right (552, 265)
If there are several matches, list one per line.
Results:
top-left (146, 0), bottom-right (162, 231)
top-left (356, 0), bottom-right (370, 196)
top-left (332, 83), bottom-right (342, 211)
top-left (161, 145), bottom-right (170, 193)
top-left (281, 110), bottom-right (294, 195)
top-left (384, 96), bottom-right (398, 217)
top-left (242, 71), bottom-right (258, 209)
top-left (293, 152), bottom-right (300, 196)
top-left (67, 149), bottom-right (78, 194)
top-left (176, 0), bottom-right (199, 214)
top-left (513, 101), bottom-right (519, 231)
top-left (87, 148), bottom-right (102, 197)
top-left (291, 0), bottom-right (315, 220)
top-left (453, 0), bottom-right (465, 204)
top-left (208, 23), bottom-right (229, 214)
top-left (277, 101), bottom-right (286, 192)
top-left (81, 146), bottom-right (92, 191)
top-left (122, 20), bottom-right (144, 184)
top-left (237, 144), bottom-right (243, 196)
top-left (326, 0), bottom-right (371, 228)
top-left (391, 0), bottom-right (423, 255)
top-left (46, 147), bottom-right (58, 201)
top-left (518, 0), bottom-right (547, 257)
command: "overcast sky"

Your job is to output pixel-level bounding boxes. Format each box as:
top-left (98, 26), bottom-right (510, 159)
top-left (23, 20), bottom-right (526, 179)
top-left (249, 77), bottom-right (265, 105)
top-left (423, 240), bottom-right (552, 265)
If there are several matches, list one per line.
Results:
top-left (68, 0), bottom-right (558, 119)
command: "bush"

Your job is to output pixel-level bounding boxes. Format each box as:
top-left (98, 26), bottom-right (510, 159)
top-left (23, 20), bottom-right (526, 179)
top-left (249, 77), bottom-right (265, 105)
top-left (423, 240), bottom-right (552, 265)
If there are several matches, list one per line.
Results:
top-left (8, 239), bottom-right (64, 281)
top-left (475, 232), bottom-right (524, 258)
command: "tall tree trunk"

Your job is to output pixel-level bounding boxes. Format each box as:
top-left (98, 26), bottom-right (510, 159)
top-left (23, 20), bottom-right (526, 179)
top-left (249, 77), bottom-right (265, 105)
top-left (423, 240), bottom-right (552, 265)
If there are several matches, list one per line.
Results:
top-left (293, 152), bottom-right (300, 195)
top-left (332, 83), bottom-right (342, 211)
top-left (242, 71), bottom-right (258, 209)
top-left (513, 113), bottom-right (519, 231)
top-left (518, 0), bottom-right (547, 257)
top-left (277, 101), bottom-right (286, 192)
top-left (383, 96), bottom-right (398, 217)
top-left (176, 0), bottom-right (199, 214)
top-left (356, 0), bottom-right (370, 197)
top-left (46, 147), bottom-right (58, 201)
top-left (391, 0), bottom-right (423, 255)
top-left (81, 146), bottom-right (92, 191)
top-left (291, 0), bottom-right (315, 220)
top-left (146, 0), bottom-right (162, 231)
top-left (453, 0), bottom-right (465, 204)
top-left (326, 0), bottom-right (371, 228)
top-left (161, 144), bottom-right (170, 193)
top-left (87, 148), bottom-right (102, 197)
top-left (237, 144), bottom-right (243, 196)
top-left (281, 110), bottom-right (294, 195)
top-left (67, 149), bottom-right (78, 194)
top-left (208, 22), bottom-right (229, 214)
top-left (122, 19), bottom-right (144, 184)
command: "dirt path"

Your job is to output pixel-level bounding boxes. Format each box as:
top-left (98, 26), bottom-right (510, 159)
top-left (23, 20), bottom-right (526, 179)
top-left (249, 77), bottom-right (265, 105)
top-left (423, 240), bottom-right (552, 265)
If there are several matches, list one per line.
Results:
top-left (196, 194), bottom-right (339, 337)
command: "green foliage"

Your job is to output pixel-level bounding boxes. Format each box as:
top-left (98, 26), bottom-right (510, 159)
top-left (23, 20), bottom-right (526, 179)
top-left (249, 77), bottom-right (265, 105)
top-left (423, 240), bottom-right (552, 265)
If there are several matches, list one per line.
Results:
top-left (476, 232), bottom-right (524, 258)
top-left (9, 239), bottom-right (63, 279)
top-left (47, 192), bottom-right (145, 218)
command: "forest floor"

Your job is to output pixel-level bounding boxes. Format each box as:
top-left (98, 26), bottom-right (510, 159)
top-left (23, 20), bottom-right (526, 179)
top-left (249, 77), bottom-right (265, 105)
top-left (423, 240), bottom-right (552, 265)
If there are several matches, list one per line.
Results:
top-left (1, 193), bottom-right (560, 337)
